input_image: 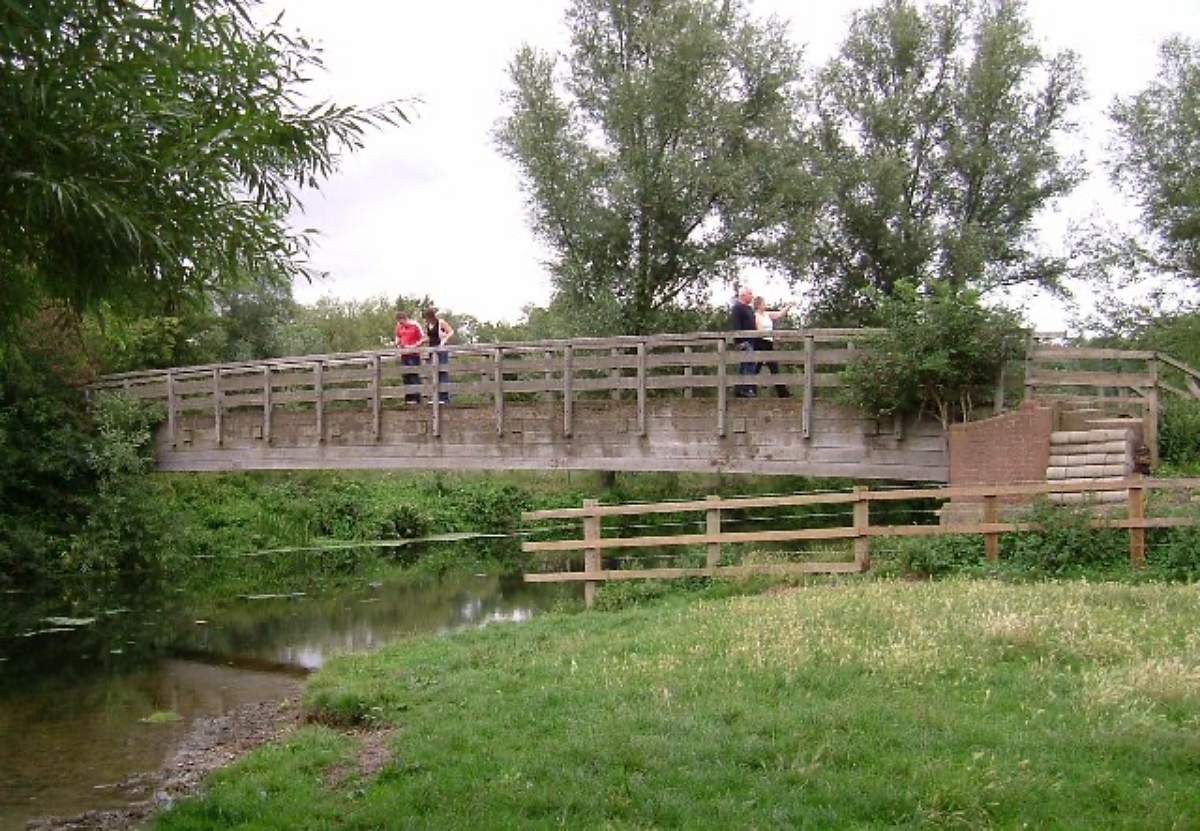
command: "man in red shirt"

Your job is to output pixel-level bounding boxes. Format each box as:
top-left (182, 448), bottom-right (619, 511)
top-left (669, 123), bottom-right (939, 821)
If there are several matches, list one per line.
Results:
top-left (394, 311), bottom-right (423, 403)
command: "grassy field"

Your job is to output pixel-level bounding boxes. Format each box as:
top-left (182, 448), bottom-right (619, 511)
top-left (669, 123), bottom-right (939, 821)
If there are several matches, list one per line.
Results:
top-left (156, 579), bottom-right (1200, 829)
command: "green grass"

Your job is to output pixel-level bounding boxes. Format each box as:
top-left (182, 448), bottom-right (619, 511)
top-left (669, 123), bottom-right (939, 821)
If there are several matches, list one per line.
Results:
top-left (157, 579), bottom-right (1200, 829)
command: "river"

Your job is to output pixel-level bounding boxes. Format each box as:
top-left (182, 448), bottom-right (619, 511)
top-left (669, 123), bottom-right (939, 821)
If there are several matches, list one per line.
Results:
top-left (0, 569), bottom-right (576, 829)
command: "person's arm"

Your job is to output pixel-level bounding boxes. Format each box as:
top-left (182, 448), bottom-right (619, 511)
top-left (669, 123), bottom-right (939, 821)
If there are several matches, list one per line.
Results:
top-left (439, 318), bottom-right (455, 345)
top-left (768, 303), bottom-right (794, 321)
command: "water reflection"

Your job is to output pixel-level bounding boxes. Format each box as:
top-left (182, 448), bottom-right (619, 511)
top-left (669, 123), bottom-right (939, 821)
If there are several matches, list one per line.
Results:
top-left (0, 572), bottom-right (576, 827)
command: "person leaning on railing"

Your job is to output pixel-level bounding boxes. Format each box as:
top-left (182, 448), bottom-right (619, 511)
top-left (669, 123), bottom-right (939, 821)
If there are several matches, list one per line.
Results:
top-left (422, 307), bottom-right (454, 404)
top-left (730, 285), bottom-right (759, 398)
top-left (753, 296), bottom-right (793, 398)
top-left (394, 311), bottom-right (423, 404)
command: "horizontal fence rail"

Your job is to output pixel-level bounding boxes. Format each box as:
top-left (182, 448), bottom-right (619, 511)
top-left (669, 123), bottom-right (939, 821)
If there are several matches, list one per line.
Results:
top-left (521, 477), bottom-right (1200, 602)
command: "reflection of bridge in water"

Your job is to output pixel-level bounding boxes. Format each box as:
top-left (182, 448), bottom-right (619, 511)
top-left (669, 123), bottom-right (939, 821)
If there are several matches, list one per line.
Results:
top-left (92, 330), bottom-right (950, 481)
top-left (92, 331), bottom-right (1192, 483)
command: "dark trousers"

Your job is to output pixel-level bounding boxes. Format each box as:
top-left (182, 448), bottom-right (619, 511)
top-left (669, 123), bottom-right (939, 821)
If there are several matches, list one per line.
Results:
top-left (432, 350), bottom-right (450, 404)
top-left (735, 341), bottom-right (759, 397)
top-left (402, 354), bottom-right (421, 403)
top-left (754, 340), bottom-right (791, 398)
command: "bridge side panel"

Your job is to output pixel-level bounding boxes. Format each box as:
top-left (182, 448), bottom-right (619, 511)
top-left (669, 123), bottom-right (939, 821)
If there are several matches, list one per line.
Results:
top-left (156, 399), bottom-right (949, 482)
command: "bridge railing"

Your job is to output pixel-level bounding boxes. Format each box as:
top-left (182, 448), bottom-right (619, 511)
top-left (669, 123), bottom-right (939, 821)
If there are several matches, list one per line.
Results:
top-left (88, 330), bottom-right (880, 443)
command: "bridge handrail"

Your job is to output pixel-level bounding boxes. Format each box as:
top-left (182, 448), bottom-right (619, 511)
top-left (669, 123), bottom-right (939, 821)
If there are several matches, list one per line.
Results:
top-left (89, 329), bottom-right (883, 387)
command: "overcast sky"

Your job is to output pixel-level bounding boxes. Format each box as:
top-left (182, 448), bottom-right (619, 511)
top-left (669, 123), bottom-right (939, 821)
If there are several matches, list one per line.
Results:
top-left (265, 0), bottom-right (1200, 330)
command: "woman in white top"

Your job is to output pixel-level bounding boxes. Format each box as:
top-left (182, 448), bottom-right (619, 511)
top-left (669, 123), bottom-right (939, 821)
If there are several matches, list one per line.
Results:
top-left (753, 296), bottom-right (793, 398)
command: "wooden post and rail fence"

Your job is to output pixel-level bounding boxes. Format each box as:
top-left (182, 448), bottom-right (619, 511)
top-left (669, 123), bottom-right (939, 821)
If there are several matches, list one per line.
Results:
top-left (522, 477), bottom-right (1200, 603)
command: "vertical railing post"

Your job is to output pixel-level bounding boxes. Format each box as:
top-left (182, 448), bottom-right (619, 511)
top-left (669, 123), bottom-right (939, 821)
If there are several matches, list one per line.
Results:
top-left (1147, 359), bottom-right (1160, 467)
top-left (563, 345), bottom-right (574, 438)
top-left (993, 362), bottom-right (1007, 416)
top-left (493, 348), bottom-right (505, 437)
top-left (583, 498), bottom-right (601, 609)
top-left (212, 369), bottom-right (223, 447)
top-left (610, 347), bottom-right (621, 401)
top-left (705, 494), bottom-right (722, 571)
top-left (802, 335), bottom-right (816, 440)
top-left (431, 351), bottom-right (442, 439)
top-left (636, 342), bottom-right (647, 437)
top-left (166, 370), bottom-right (177, 448)
top-left (984, 494), bottom-right (1000, 562)
top-left (262, 365), bottom-right (272, 445)
top-left (371, 355), bottom-right (381, 442)
top-left (544, 349), bottom-right (556, 404)
top-left (853, 485), bottom-right (870, 570)
top-left (314, 361), bottom-right (324, 444)
top-left (717, 338), bottom-right (728, 438)
top-left (683, 345), bottom-right (694, 400)
top-left (1128, 474), bottom-right (1146, 570)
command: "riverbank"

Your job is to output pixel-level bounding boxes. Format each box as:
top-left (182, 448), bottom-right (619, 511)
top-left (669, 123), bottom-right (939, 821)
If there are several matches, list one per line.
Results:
top-left (27, 689), bottom-right (302, 830)
top-left (152, 579), bottom-right (1200, 828)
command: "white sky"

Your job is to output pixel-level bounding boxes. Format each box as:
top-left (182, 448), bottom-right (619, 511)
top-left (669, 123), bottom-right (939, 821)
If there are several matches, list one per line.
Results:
top-left (266, 0), bottom-right (1200, 330)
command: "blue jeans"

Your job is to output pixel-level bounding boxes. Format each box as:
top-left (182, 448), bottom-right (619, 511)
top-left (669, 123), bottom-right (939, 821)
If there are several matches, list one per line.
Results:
top-left (735, 341), bottom-right (758, 397)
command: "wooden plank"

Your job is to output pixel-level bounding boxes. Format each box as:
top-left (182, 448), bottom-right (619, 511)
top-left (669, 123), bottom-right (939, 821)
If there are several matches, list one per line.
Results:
top-left (523, 562), bottom-right (863, 583)
top-left (371, 355), bottom-right (381, 441)
top-left (853, 486), bottom-right (870, 569)
top-left (1027, 371), bottom-right (1153, 388)
top-left (683, 346), bottom-right (694, 400)
top-left (1030, 346), bottom-right (1154, 361)
top-left (1128, 476), bottom-right (1145, 569)
top-left (984, 496), bottom-right (999, 561)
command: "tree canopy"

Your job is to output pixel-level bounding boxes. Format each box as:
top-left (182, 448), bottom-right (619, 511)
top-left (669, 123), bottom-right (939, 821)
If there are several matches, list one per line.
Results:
top-left (1109, 35), bottom-right (1200, 284)
top-left (0, 0), bottom-right (405, 351)
top-left (805, 0), bottom-right (1084, 323)
top-left (495, 0), bottom-right (816, 335)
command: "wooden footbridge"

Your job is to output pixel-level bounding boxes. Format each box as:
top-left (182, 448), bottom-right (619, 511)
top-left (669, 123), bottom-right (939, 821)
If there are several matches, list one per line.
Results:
top-left (90, 331), bottom-right (1199, 483)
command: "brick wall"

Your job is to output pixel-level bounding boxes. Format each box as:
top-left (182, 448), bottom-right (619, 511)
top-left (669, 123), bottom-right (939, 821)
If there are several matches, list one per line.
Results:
top-left (949, 401), bottom-right (1054, 486)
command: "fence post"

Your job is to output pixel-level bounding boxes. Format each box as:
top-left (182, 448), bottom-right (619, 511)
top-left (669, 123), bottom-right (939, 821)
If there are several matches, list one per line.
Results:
top-left (583, 498), bottom-right (601, 609)
top-left (705, 494), bottom-right (722, 571)
top-left (431, 351), bottom-right (442, 438)
top-left (1146, 359), bottom-right (1160, 467)
top-left (984, 494), bottom-right (1000, 562)
top-left (853, 485), bottom-right (870, 570)
top-left (1128, 474), bottom-right (1146, 570)
top-left (610, 347), bottom-right (621, 401)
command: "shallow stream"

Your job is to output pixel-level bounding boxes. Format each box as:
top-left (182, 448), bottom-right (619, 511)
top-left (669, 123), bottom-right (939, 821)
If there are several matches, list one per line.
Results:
top-left (0, 571), bottom-right (575, 828)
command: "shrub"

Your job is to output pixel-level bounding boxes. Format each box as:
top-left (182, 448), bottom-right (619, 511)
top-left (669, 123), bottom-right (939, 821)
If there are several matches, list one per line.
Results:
top-left (1002, 499), bottom-right (1128, 574)
top-left (892, 534), bottom-right (986, 577)
top-left (1159, 397), bottom-right (1200, 466)
top-left (839, 279), bottom-right (1025, 428)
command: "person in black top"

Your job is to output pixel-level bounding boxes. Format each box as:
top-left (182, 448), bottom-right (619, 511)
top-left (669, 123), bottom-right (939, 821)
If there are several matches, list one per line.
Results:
top-left (422, 307), bottom-right (454, 404)
top-left (730, 285), bottom-right (759, 397)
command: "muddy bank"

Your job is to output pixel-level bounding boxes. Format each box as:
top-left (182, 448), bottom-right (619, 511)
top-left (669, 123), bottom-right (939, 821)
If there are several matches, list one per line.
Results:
top-left (26, 684), bottom-right (302, 831)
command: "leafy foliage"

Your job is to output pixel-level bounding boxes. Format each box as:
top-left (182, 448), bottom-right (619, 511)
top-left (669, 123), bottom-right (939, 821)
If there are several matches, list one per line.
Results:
top-left (838, 280), bottom-right (1025, 427)
top-left (807, 0), bottom-right (1084, 322)
top-left (496, 0), bottom-right (816, 335)
top-left (0, 0), bottom-right (406, 345)
top-left (1108, 36), bottom-right (1200, 284)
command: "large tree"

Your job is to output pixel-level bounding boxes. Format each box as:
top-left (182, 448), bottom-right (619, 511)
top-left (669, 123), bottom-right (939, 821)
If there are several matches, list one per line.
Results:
top-left (495, 0), bottom-right (816, 335)
top-left (1108, 36), bottom-right (1200, 284)
top-left (0, 0), bottom-right (404, 352)
top-left (807, 0), bottom-right (1084, 323)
